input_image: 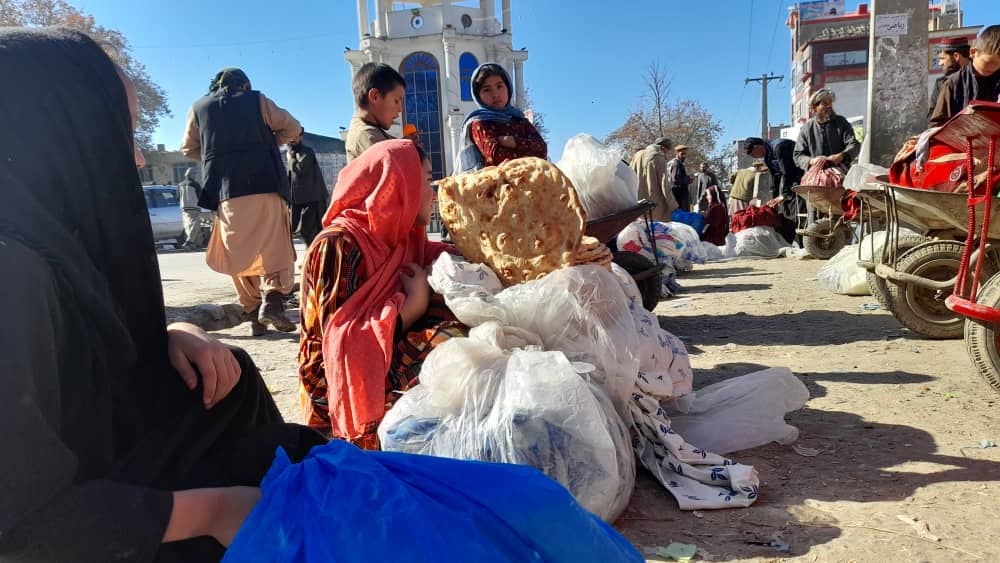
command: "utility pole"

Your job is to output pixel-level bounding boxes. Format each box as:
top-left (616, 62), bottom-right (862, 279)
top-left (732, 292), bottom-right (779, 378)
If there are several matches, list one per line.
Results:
top-left (745, 73), bottom-right (784, 139)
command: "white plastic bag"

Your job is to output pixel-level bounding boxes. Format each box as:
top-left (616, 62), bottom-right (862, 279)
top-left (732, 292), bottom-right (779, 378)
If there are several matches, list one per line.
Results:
top-left (616, 220), bottom-right (706, 272)
top-left (430, 254), bottom-right (642, 412)
top-left (816, 244), bottom-right (868, 295)
top-left (379, 322), bottom-right (636, 523)
top-left (817, 229), bottom-right (920, 295)
top-left (665, 222), bottom-right (707, 268)
top-left (734, 226), bottom-right (789, 258)
top-left (666, 368), bottom-right (810, 454)
top-left (557, 134), bottom-right (638, 219)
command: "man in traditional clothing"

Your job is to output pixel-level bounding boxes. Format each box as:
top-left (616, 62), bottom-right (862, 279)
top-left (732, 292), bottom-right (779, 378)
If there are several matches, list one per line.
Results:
top-left (287, 137), bottom-right (329, 247)
top-left (667, 144), bottom-right (692, 212)
top-left (929, 37), bottom-right (972, 121)
top-left (182, 67), bottom-right (302, 335)
top-left (178, 168), bottom-right (209, 250)
top-left (694, 162), bottom-right (722, 211)
top-left (630, 137), bottom-right (678, 222)
top-left (792, 89), bottom-right (861, 174)
top-left (930, 25), bottom-right (1000, 127)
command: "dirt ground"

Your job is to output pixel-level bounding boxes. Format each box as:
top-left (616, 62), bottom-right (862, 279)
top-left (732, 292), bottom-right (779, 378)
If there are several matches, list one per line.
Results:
top-left (174, 254), bottom-right (1000, 562)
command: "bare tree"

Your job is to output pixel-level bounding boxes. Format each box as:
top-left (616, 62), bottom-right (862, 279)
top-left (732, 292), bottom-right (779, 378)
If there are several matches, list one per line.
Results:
top-left (521, 87), bottom-right (549, 143)
top-left (606, 62), bottom-right (723, 167)
top-left (2, 0), bottom-right (171, 149)
top-left (642, 61), bottom-right (672, 137)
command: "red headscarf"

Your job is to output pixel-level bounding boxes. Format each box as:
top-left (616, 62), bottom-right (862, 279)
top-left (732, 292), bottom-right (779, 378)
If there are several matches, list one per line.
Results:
top-left (313, 139), bottom-right (449, 440)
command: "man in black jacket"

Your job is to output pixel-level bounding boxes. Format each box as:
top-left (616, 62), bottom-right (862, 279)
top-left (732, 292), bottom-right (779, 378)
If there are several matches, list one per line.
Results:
top-left (287, 138), bottom-right (329, 247)
top-left (181, 67), bottom-right (302, 334)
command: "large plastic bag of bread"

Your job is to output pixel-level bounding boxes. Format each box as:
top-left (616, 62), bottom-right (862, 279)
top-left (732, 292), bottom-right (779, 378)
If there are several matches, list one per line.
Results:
top-left (437, 157), bottom-right (586, 286)
top-left (378, 321), bottom-right (636, 523)
top-left (557, 134), bottom-right (639, 219)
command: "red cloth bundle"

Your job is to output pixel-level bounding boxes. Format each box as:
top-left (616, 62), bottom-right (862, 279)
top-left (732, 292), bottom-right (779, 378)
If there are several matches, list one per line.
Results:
top-left (889, 136), bottom-right (967, 192)
top-left (730, 205), bottom-right (782, 234)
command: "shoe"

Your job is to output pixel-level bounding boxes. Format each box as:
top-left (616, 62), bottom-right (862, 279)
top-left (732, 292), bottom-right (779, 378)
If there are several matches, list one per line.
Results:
top-left (259, 291), bottom-right (296, 332)
top-left (248, 306), bottom-right (268, 336)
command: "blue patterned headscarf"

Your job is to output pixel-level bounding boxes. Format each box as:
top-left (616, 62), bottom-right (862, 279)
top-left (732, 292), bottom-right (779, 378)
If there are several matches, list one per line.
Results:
top-left (454, 63), bottom-right (525, 174)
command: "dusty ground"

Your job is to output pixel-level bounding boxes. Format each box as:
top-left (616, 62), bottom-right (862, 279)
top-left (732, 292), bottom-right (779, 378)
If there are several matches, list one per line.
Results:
top-left (162, 250), bottom-right (1000, 562)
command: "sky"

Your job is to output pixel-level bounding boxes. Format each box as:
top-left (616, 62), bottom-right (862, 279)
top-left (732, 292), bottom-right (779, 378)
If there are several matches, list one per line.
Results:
top-left (77, 0), bottom-right (994, 158)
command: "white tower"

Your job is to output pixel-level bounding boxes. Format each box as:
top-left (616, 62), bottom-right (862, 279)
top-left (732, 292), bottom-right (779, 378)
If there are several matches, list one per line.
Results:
top-left (346, 0), bottom-right (528, 178)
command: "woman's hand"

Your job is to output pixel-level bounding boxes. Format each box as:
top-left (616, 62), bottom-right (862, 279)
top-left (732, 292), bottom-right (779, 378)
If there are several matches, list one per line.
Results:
top-left (499, 135), bottom-right (518, 149)
top-left (164, 487), bottom-right (261, 547)
top-left (167, 322), bottom-right (242, 409)
top-left (399, 263), bottom-right (431, 330)
top-left (809, 156), bottom-right (827, 167)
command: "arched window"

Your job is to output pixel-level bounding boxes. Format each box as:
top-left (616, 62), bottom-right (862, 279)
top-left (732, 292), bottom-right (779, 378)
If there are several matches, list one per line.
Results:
top-left (459, 52), bottom-right (479, 102)
top-left (400, 52), bottom-right (445, 179)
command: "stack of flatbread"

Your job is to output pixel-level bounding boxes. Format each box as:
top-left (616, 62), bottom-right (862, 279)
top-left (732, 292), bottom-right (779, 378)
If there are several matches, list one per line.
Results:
top-left (437, 157), bottom-right (586, 286)
top-left (573, 236), bottom-right (613, 271)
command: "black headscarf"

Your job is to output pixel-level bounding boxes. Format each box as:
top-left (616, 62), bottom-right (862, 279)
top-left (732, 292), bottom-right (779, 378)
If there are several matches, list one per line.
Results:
top-left (0, 27), bottom-right (169, 517)
top-left (0, 26), bottom-right (167, 365)
top-left (209, 66), bottom-right (251, 93)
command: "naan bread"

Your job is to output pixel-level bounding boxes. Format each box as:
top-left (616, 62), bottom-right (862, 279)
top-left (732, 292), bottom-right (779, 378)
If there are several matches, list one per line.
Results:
top-left (437, 157), bottom-right (586, 286)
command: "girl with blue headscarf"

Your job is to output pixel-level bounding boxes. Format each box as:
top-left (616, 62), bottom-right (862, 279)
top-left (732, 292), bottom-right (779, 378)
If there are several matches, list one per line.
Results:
top-left (454, 63), bottom-right (547, 173)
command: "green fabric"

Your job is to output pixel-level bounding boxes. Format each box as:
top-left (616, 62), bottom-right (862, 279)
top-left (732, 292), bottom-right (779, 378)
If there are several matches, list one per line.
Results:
top-left (729, 168), bottom-right (757, 201)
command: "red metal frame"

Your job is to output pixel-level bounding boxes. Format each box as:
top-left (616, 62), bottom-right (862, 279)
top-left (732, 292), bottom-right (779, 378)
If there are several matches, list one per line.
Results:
top-left (945, 125), bottom-right (1000, 323)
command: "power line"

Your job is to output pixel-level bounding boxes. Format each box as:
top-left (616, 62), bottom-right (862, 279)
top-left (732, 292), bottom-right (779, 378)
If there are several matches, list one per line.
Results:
top-left (744, 0), bottom-right (755, 78)
top-left (765, 0), bottom-right (785, 69)
top-left (134, 32), bottom-right (337, 50)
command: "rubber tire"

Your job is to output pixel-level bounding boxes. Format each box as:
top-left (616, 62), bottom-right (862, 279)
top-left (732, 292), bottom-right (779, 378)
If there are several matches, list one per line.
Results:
top-left (803, 218), bottom-right (847, 260)
top-left (885, 240), bottom-right (998, 339)
top-left (612, 251), bottom-right (661, 312)
top-left (964, 273), bottom-right (1000, 394)
top-left (865, 234), bottom-right (932, 311)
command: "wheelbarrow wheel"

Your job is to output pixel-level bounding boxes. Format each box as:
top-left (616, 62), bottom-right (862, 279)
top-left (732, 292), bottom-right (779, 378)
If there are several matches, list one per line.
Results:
top-left (802, 218), bottom-right (847, 260)
top-left (964, 273), bottom-right (1000, 394)
top-left (612, 251), bottom-right (661, 312)
top-left (885, 240), bottom-right (999, 339)
top-left (865, 234), bottom-right (932, 311)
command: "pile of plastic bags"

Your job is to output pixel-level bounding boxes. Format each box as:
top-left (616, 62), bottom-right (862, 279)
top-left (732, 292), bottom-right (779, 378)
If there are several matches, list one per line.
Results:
top-left (378, 253), bottom-right (810, 519)
top-left (617, 219), bottom-right (711, 271)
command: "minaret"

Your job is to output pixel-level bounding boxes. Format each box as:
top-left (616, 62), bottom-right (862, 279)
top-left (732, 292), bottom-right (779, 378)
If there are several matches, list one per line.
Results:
top-left (345, 1), bottom-right (528, 178)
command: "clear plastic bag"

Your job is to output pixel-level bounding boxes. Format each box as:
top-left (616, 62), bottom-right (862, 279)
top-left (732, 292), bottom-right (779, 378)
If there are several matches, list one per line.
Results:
top-left (429, 255), bottom-right (641, 410)
top-left (733, 226), bottom-right (790, 258)
top-left (816, 244), bottom-right (867, 295)
top-left (557, 134), bottom-right (638, 219)
top-left (666, 368), bottom-right (810, 454)
top-left (817, 229), bottom-right (920, 295)
top-left (379, 322), bottom-right (636, 523)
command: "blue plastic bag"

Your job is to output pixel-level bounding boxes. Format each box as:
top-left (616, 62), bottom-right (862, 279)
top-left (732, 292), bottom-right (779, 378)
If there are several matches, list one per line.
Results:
top-left (223, 440), bottom-right (643, 563)
top-left (671, 209), bottom-right (705, 235)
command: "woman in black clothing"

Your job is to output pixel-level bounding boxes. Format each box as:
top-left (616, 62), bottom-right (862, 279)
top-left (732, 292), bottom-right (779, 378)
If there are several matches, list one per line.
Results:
top-left (0, 28), bottom-right (324, 562)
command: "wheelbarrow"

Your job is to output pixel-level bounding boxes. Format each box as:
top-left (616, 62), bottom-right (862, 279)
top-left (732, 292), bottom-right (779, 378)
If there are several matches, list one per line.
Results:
top-left (792, 183), bottom-right (854, 259)
top-left (859, 102), bottom-right (1000, 394)
top-left (585, 199), bottom-right (663, 311)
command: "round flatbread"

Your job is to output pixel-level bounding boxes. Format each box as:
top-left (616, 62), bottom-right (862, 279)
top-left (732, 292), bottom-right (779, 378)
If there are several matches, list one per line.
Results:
top-left (437, 157), bottom-right (586, 286)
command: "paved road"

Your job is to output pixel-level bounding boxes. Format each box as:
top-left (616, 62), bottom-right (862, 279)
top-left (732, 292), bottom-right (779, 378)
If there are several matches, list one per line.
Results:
top-left (157, 242), bottom-right (308, 308)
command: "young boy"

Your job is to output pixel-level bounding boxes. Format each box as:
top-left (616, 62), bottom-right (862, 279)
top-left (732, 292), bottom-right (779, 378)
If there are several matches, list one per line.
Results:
top-left (346, 62), bottom-right (406, 161)
top-left (930, 25), bottom-right (1000, 127)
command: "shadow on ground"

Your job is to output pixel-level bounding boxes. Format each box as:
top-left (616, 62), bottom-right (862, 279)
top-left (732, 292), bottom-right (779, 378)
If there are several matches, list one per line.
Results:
top-left (658, 309), bottom-right (906, 346)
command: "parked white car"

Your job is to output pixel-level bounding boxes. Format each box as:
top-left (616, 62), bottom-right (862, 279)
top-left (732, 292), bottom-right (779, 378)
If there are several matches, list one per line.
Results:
top-left (144, 185), bottom-right (186, 248)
